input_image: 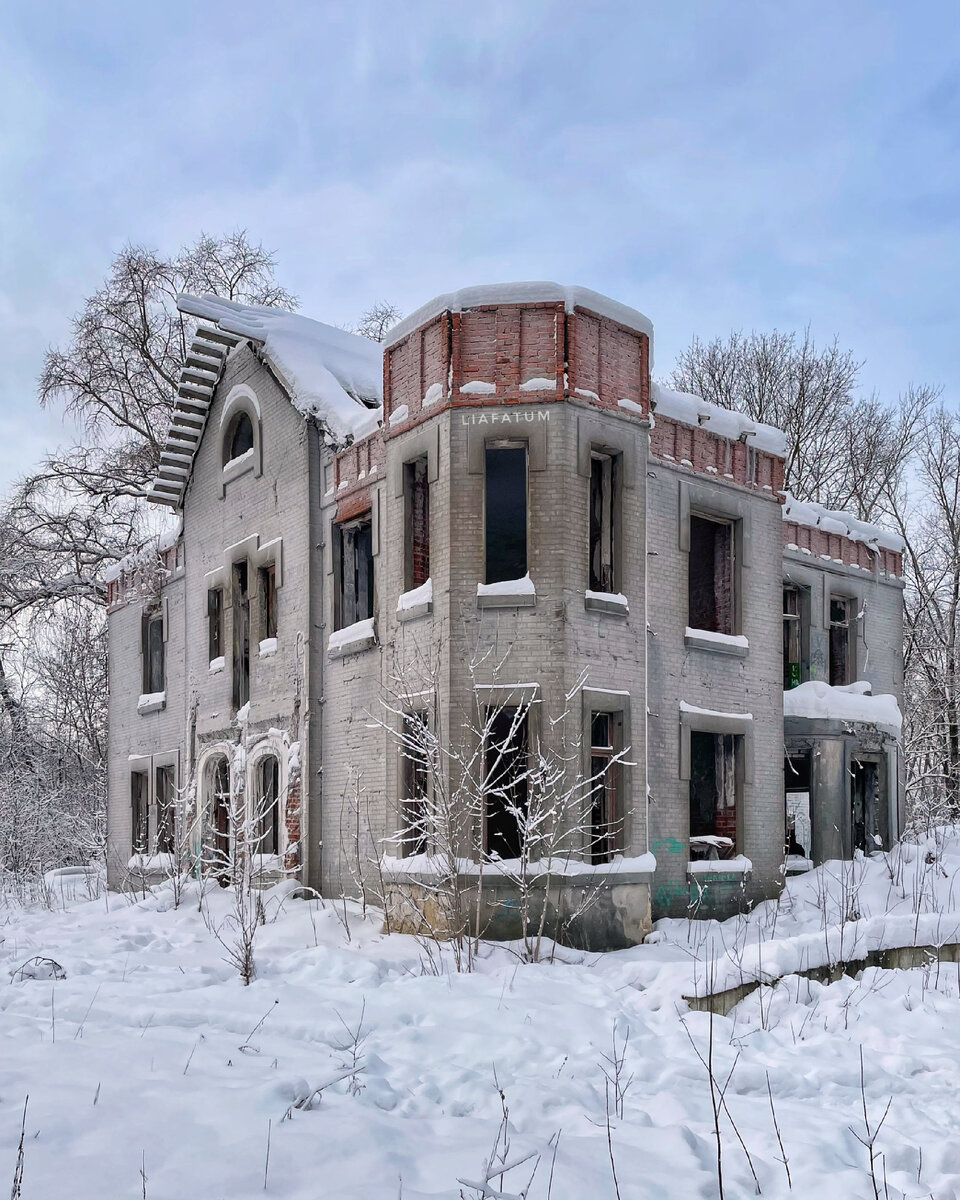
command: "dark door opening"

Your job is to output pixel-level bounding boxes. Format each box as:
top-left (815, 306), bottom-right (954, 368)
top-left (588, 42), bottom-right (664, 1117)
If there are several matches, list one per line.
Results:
top-left (852, 759), bottom-right (885, 853)
top-left (689, 730), bottom-right (738, 855)
top-left (785, 752), bottom-right (812, 857)
top-left (484, 707), bottom-right (528, 859)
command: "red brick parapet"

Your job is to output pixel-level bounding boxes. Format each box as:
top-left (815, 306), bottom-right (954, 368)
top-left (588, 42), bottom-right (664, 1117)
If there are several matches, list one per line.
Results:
top-left (782, 521), bottom-right (902, 577)
top-left (649, 415), bottom-right (784, 497)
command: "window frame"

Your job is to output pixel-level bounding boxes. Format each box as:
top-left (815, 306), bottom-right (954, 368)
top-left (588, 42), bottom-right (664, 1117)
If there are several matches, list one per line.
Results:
top-left (403, 455), bottom-right (431, 592)
top-left (334, 513), bottom-right (375, 630)
top-left (208, 587), bottom-right (224, 663)
top-left (588, 709), bottom-right (624, 863)
top-left (687, 511), bottom-right (737, 636)
top-left (131, 770), bottom-right (149, 854)
top-left (398, 710), bottom-right (431, 857)
top-left (141, 607), bottom-right (165, 695)
top-left (588, 450), bottom-right (622, 595)
top-left (782, 584), bottom-right (806, 689)
top-left (254, 754), bottom-right (281, 857)
top-left (232, 560), bottom-right (251, 711)
top-left (829, 594), bottom-right (856, 686)
top-left (483, 440), bottom-right (529, 585)
top-left (259, 563), bottom-right (278, 641)
top-left (155, 764), bottom-right (176, 855)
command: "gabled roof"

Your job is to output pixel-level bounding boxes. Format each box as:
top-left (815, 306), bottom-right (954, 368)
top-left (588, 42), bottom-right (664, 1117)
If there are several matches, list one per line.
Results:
top-left (148, 295), bottom-right (383, 509)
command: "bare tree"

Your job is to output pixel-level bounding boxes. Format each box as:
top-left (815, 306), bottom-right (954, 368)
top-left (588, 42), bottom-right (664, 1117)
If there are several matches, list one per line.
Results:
top-left (353, 301), bottom-right (402, 344)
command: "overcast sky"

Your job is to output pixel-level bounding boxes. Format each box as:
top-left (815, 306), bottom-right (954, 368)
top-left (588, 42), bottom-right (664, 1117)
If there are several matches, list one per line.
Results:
top-left (2, 0), bottom-right (959, 495)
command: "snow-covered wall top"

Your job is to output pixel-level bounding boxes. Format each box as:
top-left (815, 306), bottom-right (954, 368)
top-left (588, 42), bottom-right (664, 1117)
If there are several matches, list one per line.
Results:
top-left (384, 282), bottom-right (655, 354)
top-left (783, 680), bottom-right (902, 738)
top-left (178, 294), bottom-right (383, 441)
top-left (650, 382), bottom-right (787, 457)
top-left (781, 492), bottom-right (904, 554)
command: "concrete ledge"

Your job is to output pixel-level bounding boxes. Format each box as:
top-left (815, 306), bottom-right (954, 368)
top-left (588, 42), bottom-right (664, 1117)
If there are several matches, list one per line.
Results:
top-left (476, 587), bottom-right (537, 609)
top-left (684, 628), bottom-right (749, 657)
top-left (396, 599), bottom-right (432, 623)
top-left (584, 591), bottom-right (629, 616)
top-left (327, 618), bottom-right (378, 659)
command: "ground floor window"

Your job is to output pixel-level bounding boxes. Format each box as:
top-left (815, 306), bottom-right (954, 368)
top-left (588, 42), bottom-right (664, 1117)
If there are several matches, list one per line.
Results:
top-left (689, 730), bottom-right (740, 856)
top-left (155, 765), bottom-right (176, 854)
top-left (784, 752), bottom-right (812, 858)
top-left (207, 756), bottom-right (231, 872)
top-left (852, 758), bottom-right (887, 853)
top-left (255, 755), bottom-right (280, 855)
top-left (131, 771), bottom-right (148, 854)
top-left (484, 707), bottom-right (529, 860)
top-left (399, 711), bottom-right (430, 857)
top-left (589, 711), bottom-right (623, 863)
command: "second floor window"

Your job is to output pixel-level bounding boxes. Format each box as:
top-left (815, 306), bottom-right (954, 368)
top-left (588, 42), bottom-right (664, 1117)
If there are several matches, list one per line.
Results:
top-left (404, 457), bottom-right (430, 591)
top-left (335, 516), bottom-right (374, 629)
top-left (485, 443), bottom-right (527, 584)
top-left (688, 514), bottom-right (734, 635)
top-left (208, 587), bottom-right (223, 662)
top-left (589, 452), bottom-right (619, 593)
top-left (224, 411), bottom-right (254, 464)
top-left (233, 561), bottom-right (250, 710)
top-left (783, 585), bottom-right (802, 689)
top-left (142, 609), bottom-right (164, 694)
top-left (259, 564), bottom-right (277, 640)
top-left (830, 596), bottom-right (855, 686)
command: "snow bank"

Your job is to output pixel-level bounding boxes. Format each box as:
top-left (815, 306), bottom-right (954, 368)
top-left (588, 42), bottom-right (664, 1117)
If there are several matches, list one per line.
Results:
top-left (651, 381), bottom-right (787, 457)
top-left (178, 294), bottom-right (383, 441)
top-left (782, 491), bottom-right (904, 553)
top-left (784, 680), bottom-right (902, 737)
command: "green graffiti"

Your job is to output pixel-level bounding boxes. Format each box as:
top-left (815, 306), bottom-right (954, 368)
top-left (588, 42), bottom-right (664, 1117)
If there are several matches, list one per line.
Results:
top-left (651, 837), bottom-right (685, 855)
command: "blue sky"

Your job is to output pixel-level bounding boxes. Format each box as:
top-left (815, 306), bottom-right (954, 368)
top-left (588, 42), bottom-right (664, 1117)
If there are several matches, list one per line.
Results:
top-left (2, 0), bottom-right (959, 494)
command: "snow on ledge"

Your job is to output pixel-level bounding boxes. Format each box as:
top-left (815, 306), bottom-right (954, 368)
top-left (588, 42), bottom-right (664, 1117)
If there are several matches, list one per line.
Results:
top-left (208, 656), bottom-right (225, 674)
top-left (585, 589), bottom-right (629, 614)
top-left (617, 397), bottom-right (645, 415)
top-left (459, 380), bottom-right (496, 395)
top-left (477, 574), bottom-right (535, 598)
top-left (137, 691), bottom-right (166, 713)
top-left (381, 852), bottom-right (657, 878)
top-left (258, 637), bottom-right (278, 657)
top-left (128, 853), bottom-right (176, 872)
top-left (328, 617), bottom-right (377, 657)
top-left (679, 701), bottom-right (753, 722)
top-left (651, 381), bottom-right (786, 457)
top-left (397, 578), bottom-right (433, 613)
top-left (784, 680), bottom-right (902, 737)
top-left (781, 491), bottom-right (904, 554)
top-left (688, 855), bottom-right (753, 875)
top-left (421, 382), bottom-right (444, 407)
top-left (388, 403), bottom-right (409, 426)
top-left (685, 627), bottom-right (748, 649)
top-left (519, 377), bottom-right (557, 391)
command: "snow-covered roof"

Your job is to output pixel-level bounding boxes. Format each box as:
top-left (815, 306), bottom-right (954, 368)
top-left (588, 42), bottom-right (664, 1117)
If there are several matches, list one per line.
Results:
top-left (781, 492), bottom-right (904, 554)
top-left (783, 680), bottom-right (902, 738)
top-left (104, 522), bottom-right (182, 584)
top-left (385, 282), bottom-right (654, 353)
top-left (651, 382), bottom-right (787, 457)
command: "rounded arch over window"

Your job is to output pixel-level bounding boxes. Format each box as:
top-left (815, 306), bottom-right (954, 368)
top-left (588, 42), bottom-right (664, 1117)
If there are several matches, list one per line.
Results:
top-left (219, 385), bottom-right (263, 488)
top-left (200, 751), bottom-right (232, 876)
top-left (225, 411), bottom-right (254, 463)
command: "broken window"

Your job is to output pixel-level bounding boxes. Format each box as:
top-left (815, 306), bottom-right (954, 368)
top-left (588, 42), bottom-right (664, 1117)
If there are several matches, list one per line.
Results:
top-left (851, 759), bottom-right (886, 853)
top-left (829, 596), bottom-right (855, 685)
top-left (589, 452), bottom-right (619, 593)
top-left (155, 765), bottom-right (176, 854)
top-left (224, 411), bottom-right (254, 463)
top-left (141, 608), bottom-right (164, 694)
top-left (688, 515), bottom-right (734, 635)
top-left (259, 564), bottom-right (277, 640)
top-left (484, 707), bottom-right (529, 859)
top-left (208, 587), bottom-right (223, 662)
top-left (689, 730), bottom-right (739, 854)
top-left (335, 516), bottom-right (374, 629)
top-left (232, 561), bottom-right (250, 710)
top-left (589, 711), bottom-right (622, 863)
top-left (783, 586), bottom-right (803, 689)
top-left (784, 752), bottom-right (812, 858)
top-left (484, 444), bottom-right (527, 584)
top-left (404, 456), bottom-right (430, 591)
top-left (399, 711), bottom-right (430, 856)
top-left (256, 755), bottom-right (280, 855)
top-left (208, 756), bottom-right (231, 871)
top-left (131, 771), bottom-right (149, 854)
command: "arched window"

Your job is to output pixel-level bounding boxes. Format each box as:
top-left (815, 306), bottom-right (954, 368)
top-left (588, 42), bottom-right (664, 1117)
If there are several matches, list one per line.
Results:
top-left (224, 411), bottom-right (254, 464)
top-left (255, 755), bottom-right (281, 856)
top-left (206, 756), bottom-right (231, 875)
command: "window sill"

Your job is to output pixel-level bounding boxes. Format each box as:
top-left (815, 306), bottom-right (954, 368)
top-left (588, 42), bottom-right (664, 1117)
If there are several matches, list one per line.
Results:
top-left (684, 627), bottom-right (749, 657)
top-left (221, 452), bottom-right (255, 488)
top-left (208, 657), bottom-right (225, 674)
top-left (328, 618), bottom-right (377, 659)
top-left (137, 691), bottom-right (166, 715)
top-left (585, 590), bottom-right (629, 616)
top-left (687, 855), bottom-right (752, 876)
top-left (397, 579), bottom-right (433, 623)
top-left (476, 574), bottom-right (536, 609)
top-left (258, 638), bottom-right (278, 657)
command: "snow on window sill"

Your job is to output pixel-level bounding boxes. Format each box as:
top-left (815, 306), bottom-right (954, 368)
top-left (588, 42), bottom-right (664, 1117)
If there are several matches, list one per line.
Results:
top-left (222, 448), bottom-right (256, 487)
top-left (687, 855), bottom-right (753, 876)
top-left (258, 637), bottom-right (278, 657)
top-left (397, 578), bottom-right (433, 622)
top-left (684, 627), bottom-right (749, 657)
top-left (585, 589), bottom-right (629, 616)
top-left (208, 656), bottom-right (225, 674)
top-left (137, 691), bottom-right (166, 714)
top-left (476, 574), bottom-right (536, 609)
top-left (328, 617), bottom-right (377, 659)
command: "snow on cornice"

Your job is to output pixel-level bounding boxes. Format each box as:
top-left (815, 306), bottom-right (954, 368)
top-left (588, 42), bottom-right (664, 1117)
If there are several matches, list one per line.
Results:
top-left (384, 282), bottom-right (655, 356)
top-left (177, 294), bottom-right (383, 441)
top-left (651, 382), bottom-right (788, 457)
top-left (784, 680), bottom-right (902, 738)
top-left (781, 492), bottom-right (904, 554)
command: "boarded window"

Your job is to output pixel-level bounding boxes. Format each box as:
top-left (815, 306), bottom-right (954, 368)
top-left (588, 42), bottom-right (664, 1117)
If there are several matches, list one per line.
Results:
top-left (208, 587), bottom-right (223, 662)
top-left (689, 731), bottom-right (739, 853)
top-left (404, 457), bottom-right (430, 591)
top-left (484, 445), bottom-right (527, 584)
top-left (484, 707), bottom-right (528, 859)
top-left (259, 564), bottom-right (277, 640)
top-left (232, 561), bottom-right (250, 710)
top-left (225, 411), bottom-right (254, 463)
top-left (142, 609), bottom-right (164, 694)
top-left (335, 517), bottom-right (374, 628)
top-left (589, 452), bottom-right (618, 593)
top-left (155, 765), bottom-right (176, 855)
top-left (589, 711), bottom-right (622, 863)
top-left (400, 711), bottom-right (429, 856)
top-left (131, 771), bottom-right (149, 854)
top-left (688, 515), bottom-right (734, 634)
top-left (256, 756), bottom-right (280, 855)
top-left (829, 596), bottom-right (854, 685)
top-left (783, 586), bottom-right (802, 689)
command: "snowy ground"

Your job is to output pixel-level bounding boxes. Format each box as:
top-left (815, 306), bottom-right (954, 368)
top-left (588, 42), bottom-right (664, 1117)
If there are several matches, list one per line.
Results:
top-left (4, 837), bottom-right (960, 1198)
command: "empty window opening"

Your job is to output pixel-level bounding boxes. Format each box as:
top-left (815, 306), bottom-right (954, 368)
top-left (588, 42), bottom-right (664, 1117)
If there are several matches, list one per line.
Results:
top-left (225, 411), bottom-right (254, 464)
top-left (142, 608), bottom-right (164, 695)
top-left (400, 711), bottom-right (429, 857)
top-left (256, 755), bottom-right (280, 856)
top-left (689, 730), bottom-right (739, 855)
top-left (131, 771), bottom-right (149, 854)
top-left (484, 444), bottom-right (527, 584)
top-left (688, 515), bottom-right (734, 635)
top-left (852, 759), bottom-right (886, 853)
top-left (484, 707), bottom-right (529, 859)
top-left (589, 452), bottom-right (618, 593)
top-left (783, 586), bottom-right (803, 689)
top-left (830, 596), bottom-right (855, 686)
top-left (589, 711), bottom-right (623, 863)
top-left (208, 757), bottom-right (231, 873)
top-left (208, 587), bottom-right (223, 662)
top-left (259, 564), bottom-right (277, 640)
top-left (784, 752), bottom-right (812, 858)
top-left (232, 561), bottom-right (250, 710)
top-left (335, 516), bottom-right (374, 629)
top-left (404, 457), bottom-right (430, 591)
top-left (155, 764), bottom-right (176, 854)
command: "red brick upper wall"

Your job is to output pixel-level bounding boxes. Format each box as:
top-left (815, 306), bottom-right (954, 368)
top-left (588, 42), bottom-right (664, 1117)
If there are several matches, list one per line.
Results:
top-left (649, 415), bottom-right (784, 498)
top-left (783, 520), bottom-right (903, 578)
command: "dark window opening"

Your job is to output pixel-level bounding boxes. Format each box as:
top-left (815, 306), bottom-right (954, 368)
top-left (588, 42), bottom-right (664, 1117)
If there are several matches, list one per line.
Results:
top-left (142, 609), bottom-right (164, 694)
top-left (155, 764), bottom-right (176, 854)
top-left (131, 771), bottom-right (149, 854)
top-left (400, 711), bottom-right (429, 857)
top-left (783, 586), bottom-right (802, 689)
top-left (689, 730), bottom-right (739, 855)
top-left (232, 561), bottom-right (250, 710)
top-left (589, 711), bottom-right (623, 863)
top-left (208, 587), bottom-right (223, 662)
top-left (335, 517), bottom-right (374, 629)
top-left (852, 759), bottom-right (887, 853)
top-left (688, 515), bottom-right (734, 635)
top-left (404, 457), bottom-right (431, 591)
top-left (830, 596), bottom-right (854, 686)
top-left (484, 707), bottom-right (529, 859)
top-left (484, 444), bottom-right (527, 584)
top-left (256, 756), bottom-right (280, 855)
top-left (225, 411), bottom-right (254, 463)
top-left (589, 452), bottom-right (618, 594)
top-left (785, 752), bottom-right (812, 858)
top-left (209, 757), bottom-right (231, 871)
top-left (259, 564), bottom-right (277, 641)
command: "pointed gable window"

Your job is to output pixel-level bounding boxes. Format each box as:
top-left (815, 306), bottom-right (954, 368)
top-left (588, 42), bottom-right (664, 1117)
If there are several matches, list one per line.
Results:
top-left (225, 411), bottom-right (254, 463)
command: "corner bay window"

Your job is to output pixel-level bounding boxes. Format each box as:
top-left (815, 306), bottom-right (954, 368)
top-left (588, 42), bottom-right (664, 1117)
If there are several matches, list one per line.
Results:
top-left (688, 514), bottom-right (734, 635)
top-left (399, 711), bottom-right (429, 856)
top-left (335, 515), bottom-right (374, 628)
top-left (689, 730), bottom-right (740, 855)
top-left (485, 444), bottom-right (527, 584)
top-left (589, 711), bottom-right (622, 863)
top-left (404, 457), bottom-right (430, 591)
top-left (589, 452), bottom-right (618, 593)
top-left (484, 707), bottom-right (528, 859)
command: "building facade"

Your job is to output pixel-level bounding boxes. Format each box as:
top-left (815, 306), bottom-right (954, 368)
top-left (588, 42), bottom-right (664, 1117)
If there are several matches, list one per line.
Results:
top-left (105, 283), bottom-right (905, 945)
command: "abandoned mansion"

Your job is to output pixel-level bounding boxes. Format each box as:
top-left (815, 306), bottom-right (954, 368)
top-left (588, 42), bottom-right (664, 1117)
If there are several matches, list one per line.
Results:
top-left (105, 282), bottom-right (905, 946)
